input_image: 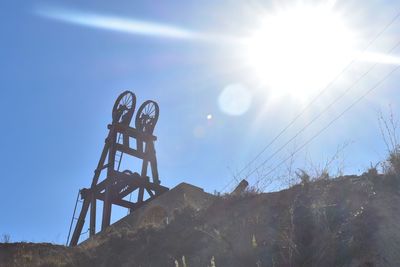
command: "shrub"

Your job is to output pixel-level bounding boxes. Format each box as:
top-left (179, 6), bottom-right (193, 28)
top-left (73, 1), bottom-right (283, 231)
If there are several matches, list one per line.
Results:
top-left (296, 169), bottom-right (310, 185)
top-left (386, 146), bottom-right (400, 175)
top-left (1, 234), bottom-right (10, 243)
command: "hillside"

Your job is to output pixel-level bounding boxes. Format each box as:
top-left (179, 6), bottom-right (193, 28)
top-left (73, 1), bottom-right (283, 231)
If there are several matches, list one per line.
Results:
top-left (1, 173), bottom-right (400, 267)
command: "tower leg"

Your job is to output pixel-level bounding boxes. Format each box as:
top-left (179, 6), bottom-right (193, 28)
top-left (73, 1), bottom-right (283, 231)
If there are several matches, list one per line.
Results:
top-left (89, 195), bottom-right (96, 237)
top-left (148, 142), bottom-right (160, 184)
top-left (138, 147), bottom-right (148, 204)
top-left (70, 196), bottom-right (90, 246)
top-left (101, 129), bottom-right (117, 231)
top-left (101, 188), bottom-right (112, 230)
top-left (137, 187), bottom-right (144, 203)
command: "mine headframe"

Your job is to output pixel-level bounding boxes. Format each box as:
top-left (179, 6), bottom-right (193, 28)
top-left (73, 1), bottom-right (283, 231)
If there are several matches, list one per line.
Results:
top-left (68, 91), bottom-right (169, 246)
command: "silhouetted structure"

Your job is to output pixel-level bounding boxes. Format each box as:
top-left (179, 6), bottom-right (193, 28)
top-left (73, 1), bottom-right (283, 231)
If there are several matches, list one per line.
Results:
top-left (68, 91), bottom-right (168, 246)
top-left (231, 179), bottom-right (249, 196)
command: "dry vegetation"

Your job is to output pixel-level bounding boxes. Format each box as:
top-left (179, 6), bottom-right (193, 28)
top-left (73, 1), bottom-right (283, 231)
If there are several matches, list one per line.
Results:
top-left (2, 170), bottom-right (400, 266)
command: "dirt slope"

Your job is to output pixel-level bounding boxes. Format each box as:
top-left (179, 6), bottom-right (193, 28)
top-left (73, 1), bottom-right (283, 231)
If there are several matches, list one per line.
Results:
top-left (1, 173), bottom-right (399, 267)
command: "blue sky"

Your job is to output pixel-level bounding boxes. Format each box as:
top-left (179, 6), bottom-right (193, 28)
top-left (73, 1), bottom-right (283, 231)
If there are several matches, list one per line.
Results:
top-left (1, 0), bottom-right (400, 244)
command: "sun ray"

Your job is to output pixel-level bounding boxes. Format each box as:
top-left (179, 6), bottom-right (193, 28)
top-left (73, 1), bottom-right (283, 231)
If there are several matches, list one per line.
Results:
top-left (35, 5), bottom-right (196, 39)
top-left (360, 52), bottom-right (400, 66)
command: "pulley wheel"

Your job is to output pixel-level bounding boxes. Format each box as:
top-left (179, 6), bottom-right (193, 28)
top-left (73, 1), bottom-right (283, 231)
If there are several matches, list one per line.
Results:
top-left (135, 100), bottom-right (159, 134)
top-left (112, 91), bottom-right (136, 125)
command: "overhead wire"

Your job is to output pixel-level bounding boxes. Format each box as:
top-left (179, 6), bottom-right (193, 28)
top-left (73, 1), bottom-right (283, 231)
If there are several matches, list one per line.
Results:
top-left (251, 35), bottom-right (400, 189)
top-left (248, 35), bottom-right (400, 185)
top-left (219, 7), bottom-right (400, 193)
top-left (258, 63), bottom-right (400, 191)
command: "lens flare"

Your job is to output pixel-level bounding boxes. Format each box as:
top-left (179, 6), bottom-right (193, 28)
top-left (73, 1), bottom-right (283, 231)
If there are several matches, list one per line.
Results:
top-left (218, 84), bottom-right (252, 116)
top-left (35, 6), bottom-right (196, 39)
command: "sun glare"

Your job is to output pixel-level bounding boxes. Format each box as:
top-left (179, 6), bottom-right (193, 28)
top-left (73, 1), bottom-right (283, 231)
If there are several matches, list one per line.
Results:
top-left (243, 3), bottom-right (357, 101)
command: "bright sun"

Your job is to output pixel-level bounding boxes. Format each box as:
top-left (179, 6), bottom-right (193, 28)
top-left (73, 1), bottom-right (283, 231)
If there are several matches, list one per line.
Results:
top-left (243, 3), bottom-right (357, 101)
